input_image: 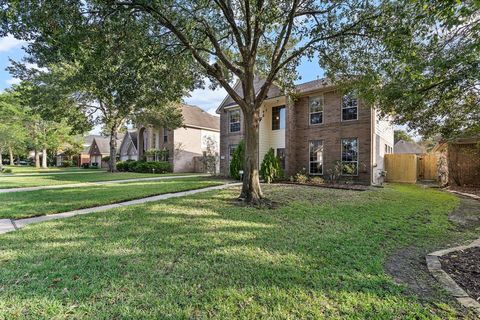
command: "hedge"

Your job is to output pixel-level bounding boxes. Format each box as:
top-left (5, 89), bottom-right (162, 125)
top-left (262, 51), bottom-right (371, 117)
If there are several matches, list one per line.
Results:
top-left (117, 160), bottom-right (173, 174)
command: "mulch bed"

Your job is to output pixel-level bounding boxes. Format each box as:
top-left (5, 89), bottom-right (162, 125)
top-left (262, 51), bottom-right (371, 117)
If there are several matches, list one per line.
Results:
top-left (439, 246), bottom-right (480, 301)
top-left (448, 186), bottom-right (480, 198)
top-left (277, 181), bottom-right (370, 191)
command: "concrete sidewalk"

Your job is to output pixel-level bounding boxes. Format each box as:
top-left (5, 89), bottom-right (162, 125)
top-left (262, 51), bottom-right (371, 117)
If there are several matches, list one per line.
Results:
top-left (0, 174), bottom-right (207, 193)
top-left (0, 170), bottom-right (102, 177)
top-left (0, 182), bottom-right (241, 235)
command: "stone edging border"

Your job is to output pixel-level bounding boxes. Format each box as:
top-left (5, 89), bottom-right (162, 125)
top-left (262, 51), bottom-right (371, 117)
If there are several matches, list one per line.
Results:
top-left (445, 188), bottom-right (480, 201)
top-left (426, 238), bottom-right (480, 315)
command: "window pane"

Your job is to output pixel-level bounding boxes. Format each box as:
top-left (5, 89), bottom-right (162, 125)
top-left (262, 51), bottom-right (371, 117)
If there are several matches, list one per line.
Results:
top-left (342, 94), bottom-right (358, 108)
top-left (310, 112), bottom-right (323, 125)
top-left (342, 107), bottom-right (357, 121)
top-left (310, 96), bottom-right (323, 113)
top-left (309, 140), bottom-right (323, 175)
top-left (341, 138), bottom-right (358, 162)
top-left (229, 109), bottom-right (241, 132)
top-left (272, 106), bottom-right (285, 130)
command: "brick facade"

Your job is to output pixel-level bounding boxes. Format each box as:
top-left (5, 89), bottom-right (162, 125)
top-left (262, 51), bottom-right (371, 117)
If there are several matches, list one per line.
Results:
top-left (218, 84), bottom-right (377, 185)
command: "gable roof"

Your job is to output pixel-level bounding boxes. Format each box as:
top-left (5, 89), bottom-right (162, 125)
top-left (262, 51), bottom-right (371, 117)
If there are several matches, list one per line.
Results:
top-left (216, 77), bottom-right (335, 113)
top-left (181, 104), bottom-right (220, 131)
top-left (90, 134), bottom-right (125, 155)
top-left (394, 140), bottom-right (426, 154)
top-left (119, 131), bottom-right (138, 154)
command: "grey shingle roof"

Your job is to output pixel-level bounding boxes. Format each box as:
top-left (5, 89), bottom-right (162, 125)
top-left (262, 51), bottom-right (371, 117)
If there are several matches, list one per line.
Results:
top-left (181, 104), bottom-right (220, 131)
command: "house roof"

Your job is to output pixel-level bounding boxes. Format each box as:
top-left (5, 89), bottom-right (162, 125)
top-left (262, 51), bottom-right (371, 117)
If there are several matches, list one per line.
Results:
top-left (127, 131), bottom-right (138, 149)
top-left (181, 104), bottom-right (220, 131)
top-left (82, 134), bottom-right (102, 153)
top-left (394, 140), bottom-right (426, 154)
top-left (91, 134), bottom-right (125, 155)
top-left (216, 77), bottom-right (335, 113)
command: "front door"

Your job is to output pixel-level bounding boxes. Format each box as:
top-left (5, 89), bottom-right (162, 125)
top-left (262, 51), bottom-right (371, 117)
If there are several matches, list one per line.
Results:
top-left (276, 148), bottom-right (286, 170)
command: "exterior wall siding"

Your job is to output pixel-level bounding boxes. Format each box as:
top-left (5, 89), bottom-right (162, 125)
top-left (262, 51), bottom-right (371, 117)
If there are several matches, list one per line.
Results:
top-left (219, 107), bottom-right (244, 176)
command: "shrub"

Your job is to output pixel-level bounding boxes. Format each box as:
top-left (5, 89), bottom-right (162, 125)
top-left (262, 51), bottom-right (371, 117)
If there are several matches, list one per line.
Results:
top-left (91, 163), bottom-right (99, 168)
top-left (62, 160), bottom-right (73, 167)
top-left (120, 160), bottom-right (172, 174)
top-left (102, 156), bottom-right (110, 162)
top-left (116, 161), bottom-right (126, 172)
top-left (229, 140), bottom-right (245, 180)
top-left (260, 148), bottom-right (284, 183)
top-left (293, 168), bottom-right (308, 184)
top-left (81, 163), bottom-right (90, 169)
top-left (310, 176), bottom-right (325, 185)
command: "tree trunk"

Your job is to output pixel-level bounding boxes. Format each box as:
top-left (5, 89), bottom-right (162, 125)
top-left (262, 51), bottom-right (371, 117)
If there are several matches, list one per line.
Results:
top-left (240, 109), bottom-right (263, 203)
top-left (108, 128), bottom-right (118, 173)
top-left (35, 150), bottom-right (40, 168)
top-left (41, 148), bottom-right (48, 168)
top-left (8, 147), bottom-right (14, 165)
top-left (0, 150), bottom-right (3, 170)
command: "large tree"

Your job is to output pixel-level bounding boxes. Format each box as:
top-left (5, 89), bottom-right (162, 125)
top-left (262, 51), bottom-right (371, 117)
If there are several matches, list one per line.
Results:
top-left (322, 0), bottom-right (480, 139)
top-left (104, 0), bottom-right (379, 203)
top-left (2, 4), bottom-right (199, 172)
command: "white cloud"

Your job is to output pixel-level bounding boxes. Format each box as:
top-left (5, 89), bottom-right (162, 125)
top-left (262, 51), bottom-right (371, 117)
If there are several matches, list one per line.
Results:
top-left (6, 78), bottom-right (21, 85)
top-left (0, 35), bottom-right (25, 52)
top-left (184, 81), bottom-right (227, 116)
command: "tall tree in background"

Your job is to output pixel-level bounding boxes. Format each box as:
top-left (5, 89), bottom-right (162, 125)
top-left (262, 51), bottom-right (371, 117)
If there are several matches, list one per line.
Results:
top-left (0, 90), bottom-right (27, 168)
top-left (322, 0), bottom-right (480, 139)
top-left (394, 130), bottom-right (414, 144)
top-left (2, 4), bottom-right (199, 172)
top-left (103, 0), bottom-right (379, 203)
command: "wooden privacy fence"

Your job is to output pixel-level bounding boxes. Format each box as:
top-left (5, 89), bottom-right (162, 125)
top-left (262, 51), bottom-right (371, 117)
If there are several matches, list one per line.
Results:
top-left (384, 153), bottom-right (439, 183)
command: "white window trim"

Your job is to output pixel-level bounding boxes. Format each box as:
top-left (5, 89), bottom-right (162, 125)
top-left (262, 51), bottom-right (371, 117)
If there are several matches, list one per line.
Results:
top-left (272, 105), bottom-right (286, 131)
top-left (228, 109), bottom-right (241, 133)
top-left (309, 140), bottom-right (324, 175)
top-left (309, 95), bottom-right (324, 126)
top-left (341, 94), bottom-right (359, 122)
top-left (341, 138), bottom-right (359, 176)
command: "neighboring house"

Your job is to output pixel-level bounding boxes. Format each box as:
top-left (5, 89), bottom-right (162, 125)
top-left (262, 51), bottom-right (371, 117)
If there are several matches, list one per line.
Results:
top-left (137, 104), bottom-right (220, 173)
top-left (119, 131), bottom-right (139, 161)
top-left (216, 78), bottom-right (394, 185)
top-left (394, 140), bottom-right (426, 155)
top-left (56, 135), bottom-right (100, 167)
top-left (89, 134), bottom-right (125, 168)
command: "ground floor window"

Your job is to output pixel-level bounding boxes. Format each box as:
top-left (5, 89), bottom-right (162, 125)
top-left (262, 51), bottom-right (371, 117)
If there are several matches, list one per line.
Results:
top-left (341, 138), bottom-right (358, 175)
top-left (309, 140), bottom-right (324, 175)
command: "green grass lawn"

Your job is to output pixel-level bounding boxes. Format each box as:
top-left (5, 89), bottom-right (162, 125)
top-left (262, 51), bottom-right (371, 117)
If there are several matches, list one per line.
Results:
top-left (3, 166), bottom-right (103, 174)
top-left (0, 171), bottom-right (199, 189)
top-left (0, 177), bottom-right (224, 219)
top-left (0, 184), bottom-right (477, 319)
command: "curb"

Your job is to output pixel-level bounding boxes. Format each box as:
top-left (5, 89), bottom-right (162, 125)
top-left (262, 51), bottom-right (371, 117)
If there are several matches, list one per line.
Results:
top-left (445, 189), bottom-right (480, 201)
top-left (426, 239), bottom-right (480, 315)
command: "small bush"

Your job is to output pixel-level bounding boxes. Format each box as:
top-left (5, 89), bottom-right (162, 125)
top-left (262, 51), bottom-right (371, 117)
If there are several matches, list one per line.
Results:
top-left (91, 163), bottom-right (99, 168)
top-left (293, 168), bottom-right (308, 184)
top-left (81, 163), bottom-right (90, 169)
top-left (229, 140), bottom-right (245, 180)
top-left (116, 161), bottom-right (126, 172)
top-left (260, 148), bottom-right (284, 183)
top-left (102, 156), bottom-right (110, 162)
top-left (310, 176), bottom-right (325, 185)
top-left (62, 160), bottom-right (73, 167)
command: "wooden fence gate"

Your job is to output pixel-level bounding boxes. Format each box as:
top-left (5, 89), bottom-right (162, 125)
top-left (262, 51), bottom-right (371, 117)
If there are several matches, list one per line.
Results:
top-left (384, 154), bottom-right (439, 183)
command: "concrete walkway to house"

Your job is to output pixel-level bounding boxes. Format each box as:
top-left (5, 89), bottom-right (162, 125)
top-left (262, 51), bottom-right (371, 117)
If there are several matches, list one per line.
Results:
top-left (0, 174), bottom-right (208, 193)
top-left (0, 182), bottom-right (241, 235)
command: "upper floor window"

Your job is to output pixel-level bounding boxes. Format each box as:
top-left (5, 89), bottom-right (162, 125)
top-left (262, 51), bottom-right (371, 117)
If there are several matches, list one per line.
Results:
top-left (272, 105), bottom-right (285, 130)
top-left (163, 129), bottom-right (168, 143)
top-left (309, 95), bottom-right (324, 125)
top-left (152, 131), bottom-right (157, 149)
top-left (341, 138), bottom-right (358, 175)
top-left (229, 109), bottom-right (241, 133)
top-left (342, 94), bottom-right (358, 121)
top-left (309, 140), bottom-right (324, 175)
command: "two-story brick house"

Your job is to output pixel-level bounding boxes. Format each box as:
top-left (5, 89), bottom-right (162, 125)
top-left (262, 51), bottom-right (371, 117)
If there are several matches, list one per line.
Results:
top-left (216, 78), bottom-right (394, 185)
